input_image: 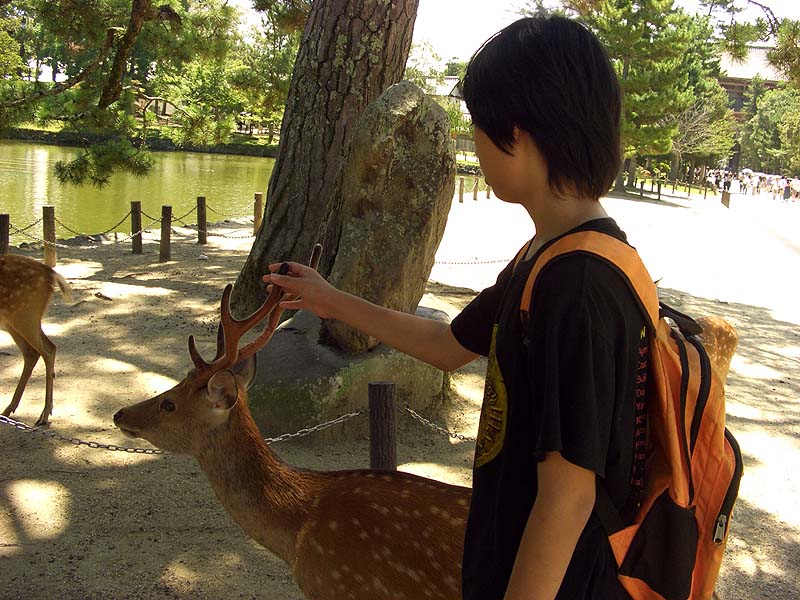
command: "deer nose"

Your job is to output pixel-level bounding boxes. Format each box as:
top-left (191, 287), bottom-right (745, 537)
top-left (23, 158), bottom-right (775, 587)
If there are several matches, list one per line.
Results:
top-left (113, 409), bottom-right (125, 424)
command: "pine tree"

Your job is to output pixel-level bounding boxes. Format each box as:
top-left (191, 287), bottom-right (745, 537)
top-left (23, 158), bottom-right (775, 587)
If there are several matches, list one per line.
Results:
top-left (575, 0), bottom-right (695, 189)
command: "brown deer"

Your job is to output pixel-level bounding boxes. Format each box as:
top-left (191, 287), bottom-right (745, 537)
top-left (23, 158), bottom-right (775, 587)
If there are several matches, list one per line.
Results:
top-left (113, 245), bottom-right (739, 600)
top-left (114, 247), bottom-right (471, 600)
top-left (1, 254), bottom-right (73, 426)
top-left (696, 315), bottom-right (738, 383)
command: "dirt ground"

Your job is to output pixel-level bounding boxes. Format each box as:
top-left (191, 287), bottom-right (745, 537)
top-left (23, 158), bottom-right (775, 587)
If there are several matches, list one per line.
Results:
top-left (1, 189), bottom-right (799, 600)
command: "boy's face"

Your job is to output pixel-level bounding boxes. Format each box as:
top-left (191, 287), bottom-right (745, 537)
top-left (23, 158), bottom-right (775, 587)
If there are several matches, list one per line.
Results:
top-left (473, 127), bottom-right (548, 206)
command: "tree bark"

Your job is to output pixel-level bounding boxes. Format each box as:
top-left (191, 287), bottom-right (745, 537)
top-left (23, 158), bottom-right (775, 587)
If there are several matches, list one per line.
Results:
top-left (232, 0), bottom-right (420, 316)
top-left (626, 155), bottom-right (637, 188)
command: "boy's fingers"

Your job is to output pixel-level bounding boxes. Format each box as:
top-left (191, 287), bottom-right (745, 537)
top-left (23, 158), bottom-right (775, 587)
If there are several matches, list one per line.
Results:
top-left (280, 299), bottom-right (302, 310)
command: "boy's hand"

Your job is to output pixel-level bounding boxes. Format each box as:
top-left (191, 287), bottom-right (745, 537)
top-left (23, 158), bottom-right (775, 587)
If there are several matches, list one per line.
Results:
top-left (262, 262), bottom-right (338, 319)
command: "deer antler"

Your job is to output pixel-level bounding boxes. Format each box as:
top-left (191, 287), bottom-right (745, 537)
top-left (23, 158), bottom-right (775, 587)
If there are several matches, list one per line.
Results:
top-left (188, 244), bottom-right (323, 381)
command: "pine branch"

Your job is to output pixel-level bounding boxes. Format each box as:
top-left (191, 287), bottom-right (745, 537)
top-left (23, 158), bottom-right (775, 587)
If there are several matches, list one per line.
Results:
top-left (0, 28), bottom-right (117, 110)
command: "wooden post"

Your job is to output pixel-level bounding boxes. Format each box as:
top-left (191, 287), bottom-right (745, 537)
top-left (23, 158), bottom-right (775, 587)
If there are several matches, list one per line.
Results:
top-left (703, 183), bottom-right (708, 199)
top-left (458, 177), bottom-right (464, 203)
top-left (672, 179), bottom-right (677, 194)
top-left (472, 178), bottom-right (479, 201)
top-left (159, 205), bottom-right (172, 262)
top-left (688, 182), bottom-right (692, 197)
top-left (0, 214), bottom-right (8, 254)
top-left (639, 181), bottom-right (644, 198)
top-left (657, 182), bottom-right (662, 201)
top-left (43, 205), bottom-right (56, 267)
top-left (253, 192), bottom-right (264, 235)
top-left (197, 196), bottom-right (207, 245)
top-left (368, 382), bottom-right (397, 471)
top-left (131, 201), bottom-right (143, 254)
top-left (650, 179), bottom-right (655, 192)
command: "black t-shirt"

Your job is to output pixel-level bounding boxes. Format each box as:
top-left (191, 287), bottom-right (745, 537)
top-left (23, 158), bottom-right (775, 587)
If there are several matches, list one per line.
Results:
top-left (452, 218), bottom-right (646, 600)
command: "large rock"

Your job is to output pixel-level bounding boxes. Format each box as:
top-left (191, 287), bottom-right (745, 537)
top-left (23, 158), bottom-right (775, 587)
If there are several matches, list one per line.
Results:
top-left (322, 81), bottom-right (456, 353)
top-left (249, 307), bottom-right (451, 442)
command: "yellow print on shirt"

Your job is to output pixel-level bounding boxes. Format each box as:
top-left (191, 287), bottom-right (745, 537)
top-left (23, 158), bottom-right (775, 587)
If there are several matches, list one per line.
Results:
top-left (475, 325), bottom-right (508, 468)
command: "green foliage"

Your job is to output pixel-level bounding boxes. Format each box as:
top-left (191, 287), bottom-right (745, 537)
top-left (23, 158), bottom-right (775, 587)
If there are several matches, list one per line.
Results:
top-left (404, 42), bottom-right (444, 93)
top-left (769, 19), bottom-right (800, 87)
top-left (739, 86), bottom-right (800, 174)
top-left (444, 59), bottom-right (467, 78)
top-left (54, 138), bottom-right (153, 186)
top-left (575, 0), bottom-right (695, 158)
top-left (0, 15), bottom-right (24, 76)
top-left (667, 15), bottom-right (736, 166)
top-left (227, 12), bottom-right (300, 134)
top-left (1, 0), bottom-right (297, 185)
top-left (438, 100), bottom-right (472, 136)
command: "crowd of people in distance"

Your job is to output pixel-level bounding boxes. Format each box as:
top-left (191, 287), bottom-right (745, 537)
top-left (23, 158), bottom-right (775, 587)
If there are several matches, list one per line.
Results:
top-left (706, 169), bottom-right (800, 202)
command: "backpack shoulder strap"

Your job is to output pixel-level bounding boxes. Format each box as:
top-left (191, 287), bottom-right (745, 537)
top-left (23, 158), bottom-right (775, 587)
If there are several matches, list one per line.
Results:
top-left (511, 239), bottom-right (533, 272)
top-left (520, 230), bottom-right (660, 330)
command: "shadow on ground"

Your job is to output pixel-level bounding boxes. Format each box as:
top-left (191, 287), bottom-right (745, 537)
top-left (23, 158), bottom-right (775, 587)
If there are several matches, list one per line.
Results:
top-left (1, 233), bottom-right (798, 598)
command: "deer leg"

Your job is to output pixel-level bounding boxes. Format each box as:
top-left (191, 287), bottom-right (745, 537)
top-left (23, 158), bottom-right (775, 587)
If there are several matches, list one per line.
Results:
top-left (2, 328), bottom-right (41, 419)
top-left (34, 329), bottom-right (56, 427)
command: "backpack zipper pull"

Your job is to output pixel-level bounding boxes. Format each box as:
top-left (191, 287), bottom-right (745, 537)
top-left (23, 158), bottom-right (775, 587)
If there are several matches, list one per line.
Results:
top-left (713, 514), bottom-right (728, 545)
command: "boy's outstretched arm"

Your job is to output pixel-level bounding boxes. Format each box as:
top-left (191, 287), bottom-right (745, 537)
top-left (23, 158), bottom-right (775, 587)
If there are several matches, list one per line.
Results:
top-left (503, 452), bottom-right (596, 600)
top-left (263, 262), bottom-right (478, 372)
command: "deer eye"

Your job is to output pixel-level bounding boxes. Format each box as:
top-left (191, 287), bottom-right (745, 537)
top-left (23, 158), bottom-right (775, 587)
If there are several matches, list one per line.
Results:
top-left (161, 399), bottom-right (176, 412)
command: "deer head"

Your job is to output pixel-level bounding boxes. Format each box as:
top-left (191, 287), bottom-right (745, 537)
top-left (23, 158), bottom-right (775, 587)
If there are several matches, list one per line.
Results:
top-left (114, 245), bottom-right (322, 455)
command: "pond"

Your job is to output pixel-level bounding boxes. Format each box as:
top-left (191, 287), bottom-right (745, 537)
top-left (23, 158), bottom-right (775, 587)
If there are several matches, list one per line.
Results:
top-left (0, 140), bottom-right (276, 245)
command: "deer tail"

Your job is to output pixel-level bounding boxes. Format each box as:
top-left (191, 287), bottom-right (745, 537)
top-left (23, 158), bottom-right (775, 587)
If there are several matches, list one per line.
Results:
top-left (53, 271), bottom-right (74, 302)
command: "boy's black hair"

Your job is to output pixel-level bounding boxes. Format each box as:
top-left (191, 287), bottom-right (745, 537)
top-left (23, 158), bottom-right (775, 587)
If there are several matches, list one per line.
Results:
top-left (462, 15), bottom-right (622, 200)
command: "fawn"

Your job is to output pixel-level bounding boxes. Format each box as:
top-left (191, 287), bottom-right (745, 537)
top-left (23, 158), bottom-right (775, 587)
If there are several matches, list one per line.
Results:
top-left (113, 247), bottom-right (738, 600)
top-left (1, 254), bottom-right (73, 426)
top-left (114, 248), bottom-right (471, 600)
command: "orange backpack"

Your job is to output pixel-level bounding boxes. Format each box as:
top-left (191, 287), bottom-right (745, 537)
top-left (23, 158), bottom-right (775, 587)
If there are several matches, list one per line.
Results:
top-left (518, 231), bottom-right (743, 600)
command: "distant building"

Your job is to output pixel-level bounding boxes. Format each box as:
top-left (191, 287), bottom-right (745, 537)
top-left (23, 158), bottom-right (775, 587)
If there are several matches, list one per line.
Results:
top-left (426, 75), bottom-right (462, 99)
top-left (718, 45), bottom-right (786, 119)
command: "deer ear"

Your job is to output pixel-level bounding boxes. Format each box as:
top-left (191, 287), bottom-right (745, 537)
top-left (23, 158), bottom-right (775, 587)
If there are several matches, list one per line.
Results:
top-left (232, 354), bottom-right (258, 390)
top-left (207, 370), bottom-right (239, 411)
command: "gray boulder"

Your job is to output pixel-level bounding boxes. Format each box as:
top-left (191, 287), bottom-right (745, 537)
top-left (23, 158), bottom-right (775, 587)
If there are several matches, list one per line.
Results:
top-left (322, 80), bottom-right (455, 353)
top-left (249, 307), bottom-right (451, 442)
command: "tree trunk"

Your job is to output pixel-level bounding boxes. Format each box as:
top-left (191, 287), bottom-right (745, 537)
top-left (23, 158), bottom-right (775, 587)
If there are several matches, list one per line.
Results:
top-left (232, 0), bottom-right (420, 316)
top-left (626, 155), bottom-right (638, 188)
top-left (670, 153), bottom-right (680, 181)
top-left (614, 157), bottom-right (629, 192)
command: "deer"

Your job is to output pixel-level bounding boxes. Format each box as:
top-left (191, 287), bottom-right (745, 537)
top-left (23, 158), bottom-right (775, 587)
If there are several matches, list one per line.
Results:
top-left (114, 246), bottom-right (471, 600)
top-left (113, 245), bottom-right (739, 600)
top-left (1, 254), bottom-right (73, 426)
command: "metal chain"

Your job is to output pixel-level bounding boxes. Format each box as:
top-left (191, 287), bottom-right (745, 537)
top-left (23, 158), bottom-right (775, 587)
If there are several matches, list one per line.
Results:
top-left (54, 211), bottom-right (132, 238)
top-left (10, 218), bottom-right (43, 233)
top-left (264, 410), bottom-right (365, 443)
top-left (400, 405), bottom-right (476, 442)
top-left (115, 217), bottom-right (162, 244)
top-left (435, 258), bottom-right (510, 266)
top-left (10, 218), bottom-right (162, 249)
top-left (0, 415), bottom-right (164, 454)
top-left (204, 229), bottom-right (255, 239)
top-left (206, 205), bottom-right (245, 219)
top-left (10, 225), bottom-right (102, 250)
top-left (0, 410), bottom-right (365, 452)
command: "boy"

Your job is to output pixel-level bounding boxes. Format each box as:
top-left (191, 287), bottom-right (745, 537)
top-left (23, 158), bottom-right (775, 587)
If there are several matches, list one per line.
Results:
top-left (265, 14), bottom-right (640, 600)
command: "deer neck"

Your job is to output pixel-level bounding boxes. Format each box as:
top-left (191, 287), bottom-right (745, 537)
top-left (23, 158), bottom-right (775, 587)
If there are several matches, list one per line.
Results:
top-left (196, 406), bottom-right (314, 566)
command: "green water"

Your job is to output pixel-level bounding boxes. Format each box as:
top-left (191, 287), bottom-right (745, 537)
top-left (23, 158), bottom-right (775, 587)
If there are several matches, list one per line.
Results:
top-left (0, 140), bottom-right (275, 244)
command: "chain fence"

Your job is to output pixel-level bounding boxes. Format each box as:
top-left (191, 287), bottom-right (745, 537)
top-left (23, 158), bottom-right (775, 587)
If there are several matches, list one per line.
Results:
top-left (6, 209), bottom-right (512, 266)
top-left (0, 400), bottom-right (475, 455)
